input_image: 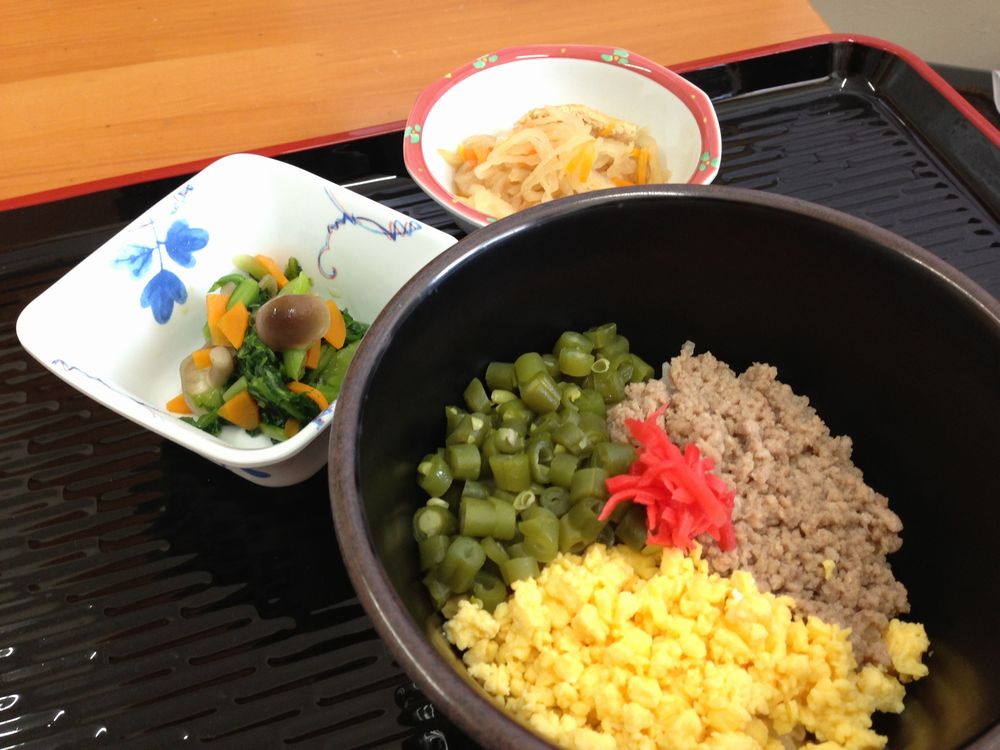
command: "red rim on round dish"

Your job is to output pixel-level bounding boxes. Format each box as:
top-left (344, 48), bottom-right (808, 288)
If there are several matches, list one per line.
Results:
top-left (403, 43), bottom-right (723, 227)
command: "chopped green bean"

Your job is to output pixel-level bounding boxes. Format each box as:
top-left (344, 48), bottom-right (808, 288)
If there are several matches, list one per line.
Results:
top-left (493, 427), bottom-right (524, 454)
top-left (512, 490), bottom-right (536, 511)
top-left (490, 389), bottom-right (518, 405)
top-left (539, 486), bottom-right (573, 517)
top-left (553, 422), bottom-right (589, 455)
top-left (505, 542), bottom-right (528, 559)
top-left (574, 388), bottom-right (607, 416)
top-left (437, 536), bottom-right (486, 593)
top-left (629, 353), bottom-right (655, 383)
top-left (463, 378), bottom-right (491, 413)
top-left (422, 573), bottom-right (452, 610)
top-left (614, 504), bottom-right (649, 551)
top-left (419, 534), bottom-right (451, 569)
top-left (480, 536), bottom-right (509, 564)
top-left (514, 352), bottom-right (547, 386)
top-left (446, 412), bottom-right (489, 447)
top-left (558, 347), bottom-right (596, 378)
top-left (460, 480), bottom-right (489, 500)
top-left (527, 436), bottom-right (554, 484)
top-left (588, 367), bottom-right (626, 404)
top-left (585, 322), bottom-right (617, 348)
top-left (577, 410), bottom-right (608, 443)
top-left (445, 405), bottom-right (467, 434)
top-left (554, 330), bottom-right (595, 355)
top-left (520, 372), bottom-right (561, 414)
top-left (548, 452), bottom-right (579, 489)
top-left (460, 497), bottom-right (499, 537)
top-left (518, 506), bottom-right (560, 563)
top-left (498, 397), bottom-right (533, 423)
top-left (485, 361), bottom-right (517, 392)
top-left (542, 353), bottom-right (560, 379)
top-left (569, 466), bottom-right (608, 503)
top-left (488, 497), bottom-right (518, 540)
top-left (592, 441), bottom-right (637, 476)
top-left (559, 382), bottom-right (583, 410)
top-left (559, 498), bottom-right (606, 554)
top-left (500, 556), bottom-right (540, 585)
top-left (608, 351), bottom-right (635, 385)
top-left (488, 453), bottom-right (531, 493)
top-left (417, 451), bottom-right (453, 497)
top-left (472, 571), bottom-right (508, 612)
top-left (446, 443), bottom-right (481, 480)
top-left (413, 504), bottom-right (457, 541)
top-left (597, 334), bottom-right (630, 359)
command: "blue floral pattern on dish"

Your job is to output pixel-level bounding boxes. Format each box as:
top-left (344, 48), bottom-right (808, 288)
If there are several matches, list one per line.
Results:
top-left (115, 212), bottom-right (209, 324)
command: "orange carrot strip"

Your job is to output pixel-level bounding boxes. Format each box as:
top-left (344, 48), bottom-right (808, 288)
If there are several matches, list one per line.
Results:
top-left (217, 390), bottom-right (260, 430)
top-left (636, 147), bottom-right (649, 184)
top-left (577, 142), bottom-right (596, 181)
top-left (218, 301), bottom-right (250, 349)
top-left (287, 381), bottom-right (330, 411)
top-left (206, 293), bottom-right (231, 346)
top-left (166, 393), bottom-right (192, 414)
top-left (323, 300), bottom-right (347, 349)
top-left (191, 348), bottom-right (213, 369)
top-left (254, 254), bottom-right (289, 288)
top-left (284, 419), bottom-right (301, 439)
top-left (305, 339), bottom-right (322, 369)
top-left (612, 177), bottom-right (635, 187)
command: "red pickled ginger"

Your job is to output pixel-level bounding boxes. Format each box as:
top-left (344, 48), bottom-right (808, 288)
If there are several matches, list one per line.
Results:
top-left (599, 405), bottom-right (737, 551)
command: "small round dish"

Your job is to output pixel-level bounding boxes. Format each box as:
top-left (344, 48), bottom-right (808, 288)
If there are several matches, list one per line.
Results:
top-left (403, 43), bottom-right (721, 230)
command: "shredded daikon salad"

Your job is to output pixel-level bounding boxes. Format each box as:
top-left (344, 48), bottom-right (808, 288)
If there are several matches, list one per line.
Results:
top-left (441, 104), bottom-right (670, 219)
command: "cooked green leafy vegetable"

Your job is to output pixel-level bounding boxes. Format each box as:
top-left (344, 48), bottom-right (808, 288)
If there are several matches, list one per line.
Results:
top-left (172, 254), bottom-right (369, 440)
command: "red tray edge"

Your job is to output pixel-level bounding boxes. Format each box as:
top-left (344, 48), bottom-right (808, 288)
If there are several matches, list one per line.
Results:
top-left (2, 33), bottom-right (997, 214)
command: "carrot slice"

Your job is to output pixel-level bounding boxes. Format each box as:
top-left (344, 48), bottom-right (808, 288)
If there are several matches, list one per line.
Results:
top-left (191, 348), bottom-right (213, 369)
top-left (284, 419), bottom-right (301, 439)
top-left (636, 147), bottom-right (649, 184)
top-left (287, 381), bottom-right (330, 411)
top-left (254, 254), bottom-right (288, 289)
top-left (323, 300), bottom-right (347, 349)
top-left (206, 292), bottom-right (231, 346)
top-left (217, 390), bottom-right (260, 430)
top-left (217, 301), bottom-right (250, 349)
top-left (305, 339), bottom-right (322, 369)
top-left (166, 393), bottom-right (192, 414)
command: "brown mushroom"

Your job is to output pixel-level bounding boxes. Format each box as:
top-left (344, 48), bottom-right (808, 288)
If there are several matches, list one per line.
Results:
top-left (254, 294), bottom-right (331, 351)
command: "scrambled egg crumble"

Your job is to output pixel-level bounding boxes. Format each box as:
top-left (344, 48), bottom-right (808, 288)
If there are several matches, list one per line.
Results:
top-left (444, 545), bottom-right (929, 750)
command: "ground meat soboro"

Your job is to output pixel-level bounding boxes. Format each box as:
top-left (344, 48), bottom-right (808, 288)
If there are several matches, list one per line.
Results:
top-left (607, 343), bottom-right (909, 666)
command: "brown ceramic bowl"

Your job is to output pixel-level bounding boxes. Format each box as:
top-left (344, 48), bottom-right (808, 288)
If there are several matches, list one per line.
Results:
top-left (328, 186), bottom-right (1000, 749)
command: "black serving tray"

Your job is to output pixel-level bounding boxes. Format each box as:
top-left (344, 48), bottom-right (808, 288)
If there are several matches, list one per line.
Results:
top-left (1, 36), bottom-right (998, 749)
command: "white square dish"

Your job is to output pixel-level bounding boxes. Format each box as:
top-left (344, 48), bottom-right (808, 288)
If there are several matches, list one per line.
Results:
top-left (16, 153), bottom-right (457, 486)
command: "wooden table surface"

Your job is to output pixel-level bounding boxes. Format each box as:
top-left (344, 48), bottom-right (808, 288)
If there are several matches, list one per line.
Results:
top-left (0, 0), bottom-right (829, 208)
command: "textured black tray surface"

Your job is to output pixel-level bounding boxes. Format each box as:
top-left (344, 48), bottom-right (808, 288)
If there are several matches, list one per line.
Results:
top-left (1, 40), bottom-right (997, 749)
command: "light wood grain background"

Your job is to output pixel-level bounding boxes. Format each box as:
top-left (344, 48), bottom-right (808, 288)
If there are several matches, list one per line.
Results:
top-left (0, 0), bottom-right (829, 204)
